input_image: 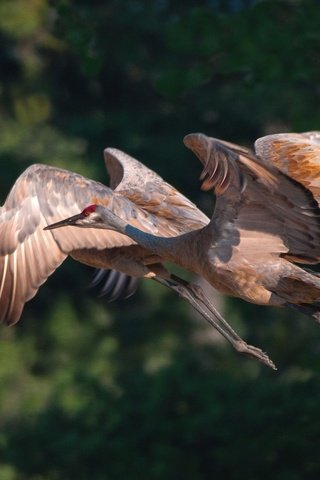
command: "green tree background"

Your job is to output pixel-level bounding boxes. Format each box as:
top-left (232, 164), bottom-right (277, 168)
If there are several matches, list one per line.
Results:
top-left (1, 0), bottom-right (320, 478)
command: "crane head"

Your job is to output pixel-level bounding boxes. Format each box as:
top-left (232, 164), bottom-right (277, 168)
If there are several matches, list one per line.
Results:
top-left (44, 204), bottom-right (126, 232)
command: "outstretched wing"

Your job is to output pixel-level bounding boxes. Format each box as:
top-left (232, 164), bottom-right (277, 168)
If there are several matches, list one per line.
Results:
top-left (0, 163), bottom-right (135, 325)
top-left (0, 149), bottom-right (210, 326)
top-left (184, 133), bottom-right (320, 265)
top-left (255, 132), bottom-right (320, 203)
top-left (105, 148), bottom-right (209, 234)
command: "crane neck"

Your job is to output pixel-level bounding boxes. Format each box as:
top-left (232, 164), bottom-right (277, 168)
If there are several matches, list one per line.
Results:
top-left (124, 223), bottom-right (202, 268)
top-left (100, 207), bottom-right (203, 268)
top-left (124, 224), bottom-right (175, 256)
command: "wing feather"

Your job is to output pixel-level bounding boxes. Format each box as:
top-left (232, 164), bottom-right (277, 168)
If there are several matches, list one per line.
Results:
top-left (0, 163), bottom-right (135, 325)
top-left (105, 148), bottom-right (209, 232)
top-left (255, 132), bottom-right (320, 202)
top-left (184, 133), bottom-right (320, 265)
top-left (0, 153), bottom-right (210, 325)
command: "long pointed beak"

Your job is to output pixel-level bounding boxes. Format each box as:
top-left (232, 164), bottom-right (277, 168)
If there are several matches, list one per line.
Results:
top-left (44, 213), bottom-right (84, 230)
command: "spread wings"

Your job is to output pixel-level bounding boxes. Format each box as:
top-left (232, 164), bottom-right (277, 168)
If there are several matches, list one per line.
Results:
top-left (184, 133), bottom-right (320, 265)
top-left (0, 149), bottom-right (209, 326)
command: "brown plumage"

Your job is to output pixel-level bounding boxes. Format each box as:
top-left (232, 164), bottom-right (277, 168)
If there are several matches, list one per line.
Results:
top-left (3, 146), bottom-right (277, 368)
top-left (182, 133), bottom-right (320, 310)
top-left (49, 132), bottom-right (320, 368)
top-left (0, 148), bottom-right (210, 325)
top-left (255, 131), bottom-right (320, 200)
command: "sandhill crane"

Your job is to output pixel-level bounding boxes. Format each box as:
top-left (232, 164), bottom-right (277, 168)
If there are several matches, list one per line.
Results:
top-left (46, 132), bottom-right (320, 367)
top-left (1, 147), bottom-right (274, 367)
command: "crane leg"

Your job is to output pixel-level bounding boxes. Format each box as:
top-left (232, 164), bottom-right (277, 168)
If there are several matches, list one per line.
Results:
top-left (153, 274), bottom-right (276, 370)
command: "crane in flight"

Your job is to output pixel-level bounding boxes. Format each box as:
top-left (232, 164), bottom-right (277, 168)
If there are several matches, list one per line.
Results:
top-left (1, 147), bottom-right (274, 367)
top-left (46, 132), bottom-right (320, 367)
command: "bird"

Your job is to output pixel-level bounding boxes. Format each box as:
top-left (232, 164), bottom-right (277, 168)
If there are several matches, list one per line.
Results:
top-left (45, 132), bottom-right (320, 367)
top-left (1, 146), bottom-right (273, 367)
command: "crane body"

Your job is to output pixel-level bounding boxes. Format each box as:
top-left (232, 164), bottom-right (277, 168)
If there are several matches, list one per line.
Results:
top-left (47, 132), bottom-right (320, 367)
top-left (0, 149), bottom-right (209, 324)
top-left (2, 147), bottom-right (274, 367)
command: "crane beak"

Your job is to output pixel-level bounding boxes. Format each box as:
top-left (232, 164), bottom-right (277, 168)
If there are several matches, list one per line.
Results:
top-left (44, 213), bottom-right (84, 230)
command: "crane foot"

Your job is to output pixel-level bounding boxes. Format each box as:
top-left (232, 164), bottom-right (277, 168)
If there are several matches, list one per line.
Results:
top-left (234, 340), bottom-right (277, 370)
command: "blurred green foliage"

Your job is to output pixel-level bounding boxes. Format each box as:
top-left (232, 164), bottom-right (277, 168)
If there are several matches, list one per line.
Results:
top-left (1, 0), bottom-right (320, 478)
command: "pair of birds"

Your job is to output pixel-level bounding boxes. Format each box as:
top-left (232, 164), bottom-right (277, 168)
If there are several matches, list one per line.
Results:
top-left (1, 131), bottom-right (320, 369)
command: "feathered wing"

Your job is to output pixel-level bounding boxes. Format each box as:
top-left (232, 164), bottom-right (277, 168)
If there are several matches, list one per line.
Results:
top-left (184, 133), bottom-right (320, 265)
top-left (0, 164), bottom-right (136, 325)
top-left (0, 153), bottom-right (210, 326)
top-left (105, 148), bottom-right (209, 234)
top-left (254, 132), bottom-right (320, 203)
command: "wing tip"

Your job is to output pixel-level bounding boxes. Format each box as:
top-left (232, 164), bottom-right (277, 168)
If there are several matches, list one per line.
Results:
top-left (183, 133), bottom-right (206, 149)
top-left (104, 147), bottom-right (123, 159)
top-left (184, 132), bottom-right (247, 195)
top-left (90, 269), bottom-right (139, 302)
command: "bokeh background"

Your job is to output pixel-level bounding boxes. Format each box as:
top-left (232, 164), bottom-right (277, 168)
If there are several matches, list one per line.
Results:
top-left (1, 0), bottom-right (320, 478)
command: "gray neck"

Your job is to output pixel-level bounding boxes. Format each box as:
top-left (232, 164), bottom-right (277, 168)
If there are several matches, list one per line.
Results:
top-left (103, 207), bottom-right (202, 267)
top-left (101, 208), bottom-right (179, 256)
top-left (124, 224), bottom-right (203, 271)
top-left (124, 224), bottom-right (176, 257)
